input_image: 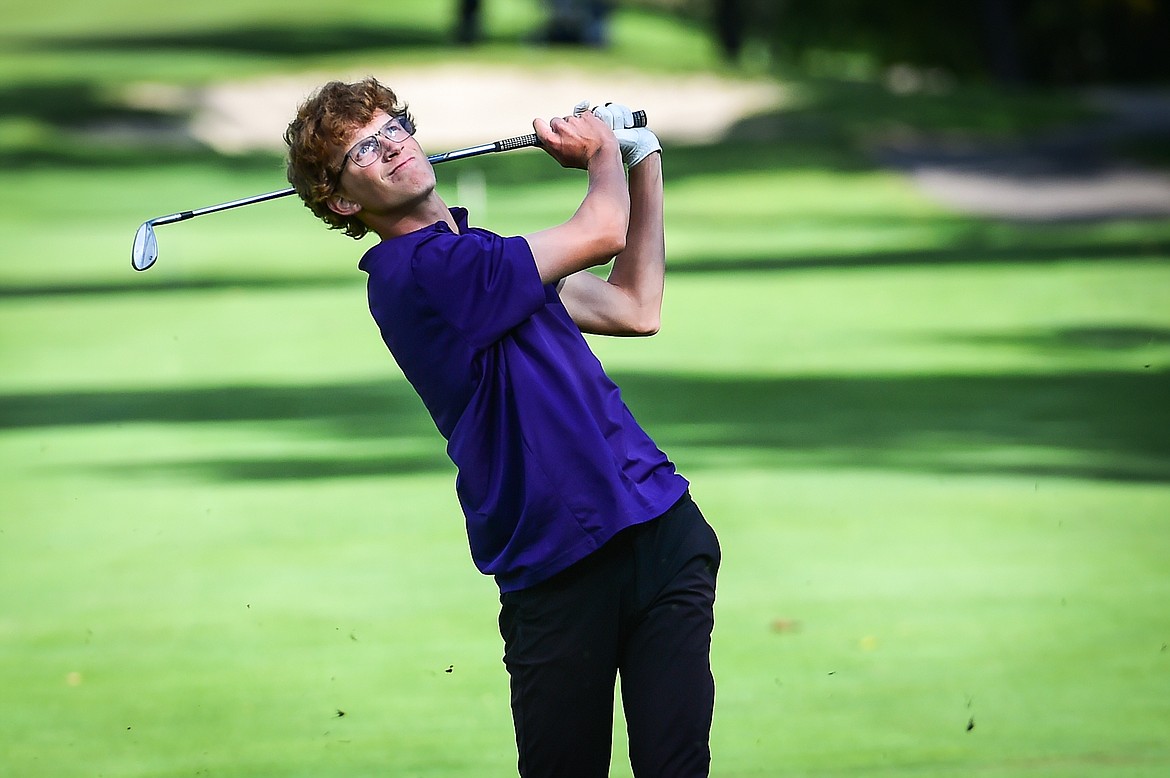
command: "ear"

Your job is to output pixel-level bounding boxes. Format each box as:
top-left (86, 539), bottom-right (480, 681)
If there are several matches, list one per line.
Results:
top-left (327, 194), bottom-right (361, 217)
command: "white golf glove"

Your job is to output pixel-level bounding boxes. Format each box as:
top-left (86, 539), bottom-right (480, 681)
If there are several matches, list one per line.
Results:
top-left (613, 127), bottom-right (661, 167)
top-left (595, 102), bottom-right (658, 165)
top-left (570, 100), bottom-right (660, 167)
top-left (591, 102), bottom-right (637, 130)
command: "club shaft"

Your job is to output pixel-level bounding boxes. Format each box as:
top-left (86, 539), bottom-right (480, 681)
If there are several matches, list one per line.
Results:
top-left (152, 188), bottom-right (294, 225)
top-left (147, 133), bottom-right (543, 226)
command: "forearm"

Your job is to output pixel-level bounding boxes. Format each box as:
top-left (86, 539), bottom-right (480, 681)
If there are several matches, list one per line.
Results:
top-left (574, 144), bottom-right (632, 261)
top-left (605, 153), bottom-right (664, 322)
top-left (559, 152), bottom-right (665, 336)
top-left (527, 142), bottom-right (629, 284)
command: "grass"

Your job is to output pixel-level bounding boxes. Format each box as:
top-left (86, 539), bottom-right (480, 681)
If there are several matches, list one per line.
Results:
top-left (2, 1), bottom-right (1170, 776)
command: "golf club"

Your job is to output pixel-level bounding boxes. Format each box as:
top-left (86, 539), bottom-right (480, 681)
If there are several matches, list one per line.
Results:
top-left (131, 110), bottom-right (647, 272)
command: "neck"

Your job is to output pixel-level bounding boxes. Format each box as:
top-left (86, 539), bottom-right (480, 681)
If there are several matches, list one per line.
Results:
top-left (370, 192), bottom-right (457, 240)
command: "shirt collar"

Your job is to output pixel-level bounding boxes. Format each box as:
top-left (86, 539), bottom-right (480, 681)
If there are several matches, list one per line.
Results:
top-left (450, 206), bottom-right (469, 232)
top-left (358, 207), bottom-right (471, 273)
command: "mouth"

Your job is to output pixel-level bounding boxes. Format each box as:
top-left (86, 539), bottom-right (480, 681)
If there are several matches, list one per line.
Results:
top-left (388, 157), bottom-right (413, 177)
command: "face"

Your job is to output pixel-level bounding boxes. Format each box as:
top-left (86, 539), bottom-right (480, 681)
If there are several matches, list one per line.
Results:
top-left (329, 110), bottom-right (436, 221)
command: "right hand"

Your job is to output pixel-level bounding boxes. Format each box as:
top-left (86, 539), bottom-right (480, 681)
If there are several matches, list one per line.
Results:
top-left (533, 109), bottom-right (618, 170)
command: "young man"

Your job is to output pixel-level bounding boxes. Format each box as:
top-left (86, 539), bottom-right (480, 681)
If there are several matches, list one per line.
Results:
top-left (284, 78), bottom-right (720, 777)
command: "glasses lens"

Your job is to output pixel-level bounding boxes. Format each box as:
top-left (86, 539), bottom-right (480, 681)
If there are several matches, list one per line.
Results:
top-left (351, 136), bottom-right (381, 167)
top-left (380, 118), bottom-right (413, 144)
top-left (396, 116), bottom-right (415, 137)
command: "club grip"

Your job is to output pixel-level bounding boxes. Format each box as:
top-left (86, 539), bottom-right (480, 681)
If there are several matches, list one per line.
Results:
top-left (499, 133), bottom-right (539, 151)
top-left (486, 108), bottom-right (650, 157)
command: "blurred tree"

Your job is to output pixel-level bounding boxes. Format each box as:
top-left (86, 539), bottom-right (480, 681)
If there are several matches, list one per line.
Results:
top-left (453, 0), bottom-right (617, 48)
top-left (1015, 0), bottom-right (1170, 84)
top-left (541, 0), bottom-right (614, 46)
top-left (712, 0), bottom-right (745, 60)
top-left (455, 0), bottom-right (482, 44)
top-left (627, 0), bottom-right (1170, 85)
top-left (978, 0), bottom-right (1024, 84)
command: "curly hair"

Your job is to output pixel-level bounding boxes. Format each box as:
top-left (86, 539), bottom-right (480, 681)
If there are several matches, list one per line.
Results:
top-left (284, 78), bottom-right (415, 240)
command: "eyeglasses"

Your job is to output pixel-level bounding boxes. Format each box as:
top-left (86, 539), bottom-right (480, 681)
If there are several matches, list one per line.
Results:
top-left (339, 116), bottom-right (416, 173)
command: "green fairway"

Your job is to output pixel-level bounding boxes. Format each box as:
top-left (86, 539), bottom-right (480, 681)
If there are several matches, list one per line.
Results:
top-left (2, 2), bottom-right (1169, 776)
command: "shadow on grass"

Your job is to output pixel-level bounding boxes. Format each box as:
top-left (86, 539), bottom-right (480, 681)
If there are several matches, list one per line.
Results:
top-left (15, 23), bottom-right (448, 59)
top-left (176, 452), bottom-right (453, 481)
top-left (2, 366), bottom-right (1166, 483)
top-left (726, 78), bottom-right (1094, 143)
top-left (956, 326), bottom-right (1170, 352)
top-left (665, 236), bottom-right (1169, 275)
top-left (0, 276), bottom-right (359, 300)
top-left (3, 232), bottom-right (1166, 301)
top-left (0, 80), bottom-right (167, 126)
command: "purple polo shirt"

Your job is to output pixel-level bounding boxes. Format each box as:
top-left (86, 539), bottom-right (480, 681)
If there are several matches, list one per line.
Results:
top-left (358, 207), bottom-right (688, 592)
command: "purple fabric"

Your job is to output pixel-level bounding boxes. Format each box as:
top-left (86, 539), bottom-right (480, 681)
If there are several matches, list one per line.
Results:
top-left (359, 208), bottom-right (688, 591)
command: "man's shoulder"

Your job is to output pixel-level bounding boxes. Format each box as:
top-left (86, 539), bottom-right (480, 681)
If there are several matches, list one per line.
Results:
top-left (359, 221), bottom-right (449, 274)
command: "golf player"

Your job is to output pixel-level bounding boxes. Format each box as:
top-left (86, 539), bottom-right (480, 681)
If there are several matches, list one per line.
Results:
top-left (284, 77), bottom-right (720, 777)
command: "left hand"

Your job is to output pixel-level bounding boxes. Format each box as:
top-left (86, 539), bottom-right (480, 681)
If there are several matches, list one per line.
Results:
top-left (613, 127), bottom-right (661, 167)
top-left (571, 100), bottom-right (658, 166)
top-left (571, 100), bottom-right (639, 131)
top-left (592, 102), bottom-right (637, 130)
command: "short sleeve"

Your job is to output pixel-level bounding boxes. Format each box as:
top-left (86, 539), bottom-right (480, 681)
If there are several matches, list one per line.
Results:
top-left (411, 230), bottom-right (546, 349)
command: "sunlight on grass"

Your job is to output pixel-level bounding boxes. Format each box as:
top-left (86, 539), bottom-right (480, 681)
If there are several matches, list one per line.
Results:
top-left (2, 2), bottom-right (1169, 776)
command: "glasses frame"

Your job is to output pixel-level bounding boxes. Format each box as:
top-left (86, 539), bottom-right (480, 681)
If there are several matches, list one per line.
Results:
top-left (335, 115), bottom-right (417, 180)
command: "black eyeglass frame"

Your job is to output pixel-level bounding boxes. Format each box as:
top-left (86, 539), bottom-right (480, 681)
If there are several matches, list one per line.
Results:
top-left (334, 115), bottom-right (417, 181)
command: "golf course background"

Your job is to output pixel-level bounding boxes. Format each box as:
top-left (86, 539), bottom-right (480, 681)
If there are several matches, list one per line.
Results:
top-left (2, 1), bottom-right (1169, 776)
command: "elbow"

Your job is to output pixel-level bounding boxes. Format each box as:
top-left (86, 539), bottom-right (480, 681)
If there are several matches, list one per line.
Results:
top-left (600, 211), bottom-right (627, 259)
top-left (575, 191), bottom-right (628, 263)
top-left (636, 315), bottom-right (661, 337)
top-left (572, 211), bottom-right (626, 268)
top-left (604, 232), bottom-right (627, 261)
top-left (580, 230), bottom-right (625, 272)
top-left (594, 198), bottom-right (628, 259)
top-left (625, 309), bottom-right (660, 337)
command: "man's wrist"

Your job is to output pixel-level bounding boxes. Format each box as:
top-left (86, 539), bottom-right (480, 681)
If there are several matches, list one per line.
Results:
top-left (587, 141), bottom-right (623, 168)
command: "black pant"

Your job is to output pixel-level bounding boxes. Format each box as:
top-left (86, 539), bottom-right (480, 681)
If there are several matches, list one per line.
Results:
top-left (498, 493), bottom-right (720, 777)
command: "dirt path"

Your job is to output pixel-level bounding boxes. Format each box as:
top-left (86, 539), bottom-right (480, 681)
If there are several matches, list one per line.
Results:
top-left (133, 64), bottom-right (788, 153)
top-left (129, 69), bottom-right (1170, 221)
top-left (873, 89), bottom-right (1170, 220)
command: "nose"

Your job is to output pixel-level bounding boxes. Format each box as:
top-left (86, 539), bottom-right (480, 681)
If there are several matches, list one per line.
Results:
top-left (381, 132), bottom-right (405, 159)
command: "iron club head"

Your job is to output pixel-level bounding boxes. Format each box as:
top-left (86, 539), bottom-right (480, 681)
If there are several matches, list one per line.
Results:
top-left (132, 221), bottom-right (158, 271)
